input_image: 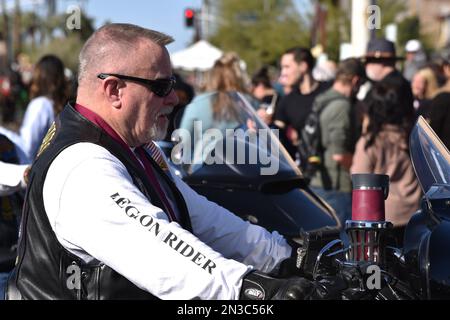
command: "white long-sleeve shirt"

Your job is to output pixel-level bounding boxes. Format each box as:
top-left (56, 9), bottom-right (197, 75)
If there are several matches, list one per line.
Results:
top-left (0, 131), bottom-right (29, 196)
top-left (0, 162), bottom-right (28, 196)
top-left (42, 142), bottom-right (291, 300)
top-left (19, 96), bottom-right (55, 162)
top-left (0, 96), bottom-right (54, 164)
top-left (0, 97), bottom-right (53, 196)
top-left (0, 127), bottom-right (29, 165)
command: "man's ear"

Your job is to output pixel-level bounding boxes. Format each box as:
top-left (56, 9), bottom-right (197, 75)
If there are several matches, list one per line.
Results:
top-left (299, 61), bottom-right (308, 73)
top-left (102, 78), bottom-right (124, 108)
top-left (444, 64), bottom-right (450, 77)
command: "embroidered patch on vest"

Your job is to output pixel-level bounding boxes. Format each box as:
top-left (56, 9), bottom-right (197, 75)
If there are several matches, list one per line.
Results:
top-left (37, 122), bottom-right (57, 158)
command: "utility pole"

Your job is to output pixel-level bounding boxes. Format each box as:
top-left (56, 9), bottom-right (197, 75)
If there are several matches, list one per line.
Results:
top-left (351, 0), bottom-right (370, 58)
top-left (194, 9), bottom-right (202, 42)
top-left (199, 0), bottom-right (223, 41)
top-left (369, 0), bottom-right (377, 40)
top-left (311, 2), bottom-right (327, 49)
top-left (263, 0), bottom-right (270, 14)
top-left (1, 0), bottom-right (11, 67)
top-left (46, 0), bottom-right (56, 17)
top-left (201, 0), bottom-right (209, 40)
top-left (13, 0), bottom-right (21, 59)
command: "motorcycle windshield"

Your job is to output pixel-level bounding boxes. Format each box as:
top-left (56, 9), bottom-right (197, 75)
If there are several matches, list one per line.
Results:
top-left (410, 116), bottom-right (450, 195)
top-left (173, 91), bottom-right (302, 182)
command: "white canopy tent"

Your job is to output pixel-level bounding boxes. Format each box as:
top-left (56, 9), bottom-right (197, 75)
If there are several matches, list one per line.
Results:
top-left (171, 40), bottom-right (223, 72)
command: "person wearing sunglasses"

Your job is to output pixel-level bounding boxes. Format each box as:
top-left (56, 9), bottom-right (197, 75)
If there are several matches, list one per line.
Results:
top-left (6, 23), bottom-right (317, 301)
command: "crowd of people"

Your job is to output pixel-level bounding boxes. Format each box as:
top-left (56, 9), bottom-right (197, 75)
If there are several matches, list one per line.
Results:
top-left (0, 22), bottom-right (449, 300)
top-left (173, 36), bottom-right (450, 243)
top-left (176, 37), bottom-right (449, 229)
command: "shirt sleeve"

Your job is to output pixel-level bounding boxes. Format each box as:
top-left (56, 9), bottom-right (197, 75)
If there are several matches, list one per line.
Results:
top-left (172, 173), bottom-right (292, 273)
top-left (429, 93), bottom-right (449, 135)
top-left (0, 127), bottom-right (29, 164)
top-left (20, 98), bottom-right (54, 160)
top-left (0, 162), bottom-right (28, 196)
top-left (273, 96), bottom-right (288, 126)
top-left (43, 143), bottom-right (257, 300)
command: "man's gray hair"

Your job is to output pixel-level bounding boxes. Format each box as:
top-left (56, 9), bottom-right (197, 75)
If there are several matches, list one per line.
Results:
top-left (78, 23), bottom-right (174, 84)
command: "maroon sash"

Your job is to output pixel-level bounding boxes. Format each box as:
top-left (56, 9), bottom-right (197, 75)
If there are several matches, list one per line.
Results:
top-left (75, 104), bottom-right (178, 223)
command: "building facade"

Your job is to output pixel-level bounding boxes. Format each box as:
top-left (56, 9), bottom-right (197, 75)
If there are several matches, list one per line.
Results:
top-left (409, 0), bottom-right (450, 48)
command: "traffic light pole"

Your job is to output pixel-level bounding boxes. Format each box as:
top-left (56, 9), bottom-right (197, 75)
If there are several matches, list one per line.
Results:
top-left (370, 0), bottom-right (377, 40)
top-left (351, 0), bottom-right (370, 58)
top-left (201, 0), bottom-right (208, 40)
top-left (194, 11), bottom-right (202, 42)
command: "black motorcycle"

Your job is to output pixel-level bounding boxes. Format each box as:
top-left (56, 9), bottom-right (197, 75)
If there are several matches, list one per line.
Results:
top-left (289, 116), bottom-right (450, 300)
top-left (162, 92), bottom-right (450, 299)
top-left (160, 91), bottom-right (340, 236)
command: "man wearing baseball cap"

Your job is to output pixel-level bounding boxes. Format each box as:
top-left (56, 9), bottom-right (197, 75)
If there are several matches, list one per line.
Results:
top-left (403, 39), bottom-right (427, 82)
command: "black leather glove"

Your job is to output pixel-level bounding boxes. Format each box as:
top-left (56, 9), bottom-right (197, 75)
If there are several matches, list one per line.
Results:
top-left (240, 271), bottom-right (316, 300)
top-left (273, 230), bottom-right (342, 279)
top-left (269, 238), bottom-right (308, 278)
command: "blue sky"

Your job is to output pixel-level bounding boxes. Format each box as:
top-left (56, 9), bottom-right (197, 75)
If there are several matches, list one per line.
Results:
top-left (84, 0), bottom-right (203, 53)
top-left (80, 0), bottom-right (311, 53)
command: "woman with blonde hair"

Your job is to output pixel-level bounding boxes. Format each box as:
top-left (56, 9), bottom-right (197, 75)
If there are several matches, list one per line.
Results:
top-left (205, 52), bottom-right (252, 123)
top-left (206, 52), bottom-right (249, 93)
top-left (178, 52), bottom-right (261, 167)
top-left (180, 52), bottom-right (252, 136)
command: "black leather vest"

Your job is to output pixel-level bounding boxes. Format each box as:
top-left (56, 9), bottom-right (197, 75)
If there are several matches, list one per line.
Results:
top-left (6, 104), bottom-right (193, 300)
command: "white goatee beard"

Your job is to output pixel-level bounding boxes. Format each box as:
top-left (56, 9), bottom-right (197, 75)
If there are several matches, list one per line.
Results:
top-left (148, 123), bottom-right (168, 141)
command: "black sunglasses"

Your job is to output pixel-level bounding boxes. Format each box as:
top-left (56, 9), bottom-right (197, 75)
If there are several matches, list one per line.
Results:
top-left (97, 73), bottom-right (176, 97)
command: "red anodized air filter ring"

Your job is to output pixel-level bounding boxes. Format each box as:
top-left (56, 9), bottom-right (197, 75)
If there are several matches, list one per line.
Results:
top-left (351, 174), bottom-right (389, 222)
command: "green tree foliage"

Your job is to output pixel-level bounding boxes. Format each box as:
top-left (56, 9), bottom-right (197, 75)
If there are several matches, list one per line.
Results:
top-left (61, 10), bottom-right (95, 42)
top-left (315, 0), bottom-right (406, 61)
top-left (25, 34), bottom-right (85, 72)
top-left (376, 0), bottom-right (406, 36)
top-left (375, 1), bottom-right (431, 54)
top-left (316, 0), bottom-right (350, 62)
top-left (23, 10), bottom-right (95, 72)
top-left (397, 16), bottom-right (420, 51)
top-left (0, 0), bottom-right (95, 72)
top-left (397, 15), bottom-right (432, 55)
top-left (20, 11), bottom-right (41, 49)
top-left (209, 0), bottom-right (310, 73)
top-left (314, 0), bottom-right (430, 60)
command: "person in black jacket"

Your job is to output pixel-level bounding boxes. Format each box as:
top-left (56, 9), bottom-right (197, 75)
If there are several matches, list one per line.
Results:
top-left (358, 38), bottom-right (415, 137)
top-left (429, 92), bottom-right (450, 149)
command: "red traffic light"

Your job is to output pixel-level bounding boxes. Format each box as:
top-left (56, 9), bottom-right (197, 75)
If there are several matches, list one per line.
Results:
top-left (184, 8), bottom-right (195, 27)
top-left (185, 9), bottom-right (194, 19)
